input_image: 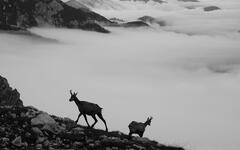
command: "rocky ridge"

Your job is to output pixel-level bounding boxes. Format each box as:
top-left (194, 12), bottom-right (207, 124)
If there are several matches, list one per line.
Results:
top-left (0, 75), bottom-right (185, 150)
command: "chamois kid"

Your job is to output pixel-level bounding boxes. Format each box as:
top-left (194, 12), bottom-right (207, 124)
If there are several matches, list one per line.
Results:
top-left (69, 90), bottom-right (108, 132)
top-left (128, 117), bottom-right (153, 138)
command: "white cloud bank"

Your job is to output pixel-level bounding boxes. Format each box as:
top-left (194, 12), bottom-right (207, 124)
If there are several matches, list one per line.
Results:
top-left (1, 0), bottom-right (240, 150)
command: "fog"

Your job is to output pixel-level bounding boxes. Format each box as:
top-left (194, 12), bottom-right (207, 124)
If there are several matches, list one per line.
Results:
top-left (1, 0), bottom-right (240, 150)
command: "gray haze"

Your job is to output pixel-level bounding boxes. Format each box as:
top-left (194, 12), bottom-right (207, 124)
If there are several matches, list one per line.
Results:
top-left (1, 0), bottom-right (240, 150)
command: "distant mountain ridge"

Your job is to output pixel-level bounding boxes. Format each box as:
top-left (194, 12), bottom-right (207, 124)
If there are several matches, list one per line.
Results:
top-left (0, 0), bottom-right (111, 33)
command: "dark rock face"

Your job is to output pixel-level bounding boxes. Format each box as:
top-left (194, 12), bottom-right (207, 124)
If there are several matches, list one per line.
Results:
top-left (0, 75), bottom-right (23, 107)
top-left (0, 0), bottom-right (111, 33)
top-left (138, 16), bottom-right (167, 26)
top-left (204, 6), bottom-right (221, 11)
top-left (0, 106), bottom-right (185, 150)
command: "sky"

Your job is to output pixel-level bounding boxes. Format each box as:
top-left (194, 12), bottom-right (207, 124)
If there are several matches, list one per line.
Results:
top-left (1, 0), bottom-right (240, 150)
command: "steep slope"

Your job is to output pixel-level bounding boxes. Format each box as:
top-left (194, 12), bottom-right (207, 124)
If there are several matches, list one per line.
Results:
top-left (0, 75), bottom-right (185, 150)
top-left (0, 0), bottom-right (111, 33)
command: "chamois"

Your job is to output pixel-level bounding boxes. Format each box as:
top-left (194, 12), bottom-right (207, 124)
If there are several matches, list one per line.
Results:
top-left (128, 117), bottom-right (153, 138)
top-left (69, 90), bottom-right (108, 132)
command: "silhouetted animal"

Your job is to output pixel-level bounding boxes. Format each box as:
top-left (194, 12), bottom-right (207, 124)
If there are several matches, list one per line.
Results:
top-left (128, 117), bottom-right (152, 138)
top-left (69, 90), bottom-right (108, 132)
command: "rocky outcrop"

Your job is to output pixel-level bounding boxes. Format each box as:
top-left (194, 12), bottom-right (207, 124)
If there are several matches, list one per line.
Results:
top-left (0, 0), bottom-right (111, 33)
top-left (0, 106), bottom-right (185, 150)
top-left (138, 16), bottom-right (167, 27)
top-left (203, 6), bottom-right (221, 12)
top-left (0, 75), bottom-right (23, 107)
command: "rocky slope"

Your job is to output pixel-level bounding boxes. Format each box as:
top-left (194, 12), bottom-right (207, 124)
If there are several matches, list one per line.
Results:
top-left (0, 0), bottom-right (111, 33)
top-left (0, 75), bottom-right (23, 107)
top-left (0, 75), bottom-right (185, 150)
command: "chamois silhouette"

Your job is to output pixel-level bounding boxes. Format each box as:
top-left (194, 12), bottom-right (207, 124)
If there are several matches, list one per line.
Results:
top-left (69, 90), bottom-right (108, 132)
top-left (128, 117), bottom-right (153, 138)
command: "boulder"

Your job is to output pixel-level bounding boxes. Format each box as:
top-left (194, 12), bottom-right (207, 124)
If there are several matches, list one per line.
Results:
top-left (31, 112), bottom-right (56, 126)
top-left (11, 136), bottom-right (22, 147)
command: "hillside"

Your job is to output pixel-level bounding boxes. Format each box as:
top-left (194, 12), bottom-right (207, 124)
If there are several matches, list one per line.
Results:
top-left (0, 0), bottom-right (111, 33)
top-left (0, 75), bottom-right (185, 150)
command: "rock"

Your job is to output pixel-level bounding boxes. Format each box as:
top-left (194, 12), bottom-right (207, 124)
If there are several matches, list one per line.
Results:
top-left (42, 123), bottom-right (64, 135)
top-left (25, 132), bottom-right (31, 137)
top-left (138, 16), bottom-right (167, 26)
top-left (36, 136), bottom-right (46, 144)
top-left (72, 127), bottom-right (84, 135)
top-left (133, 144), bottom-right (146, 150)
top-left (36, 144), bottom-right (42, 150)
top-left (73, 141), bottom-right (83, 147)
top-left (31, 112), bottom-right (56, 125)
top-left (0, 137), bottom-right (10, 147)
top-left (133, 137), bottom-right (150, 143)
top-left (204, 6), bottom-right (221, 11)
top-left (11, 136), bottom-right (22, 147)
top-left (43, 140), bottom-right (50, 148)
top-left (32, 127), bottom-right (43, 136)
top-left (0, 75), bottom-right (23, 107)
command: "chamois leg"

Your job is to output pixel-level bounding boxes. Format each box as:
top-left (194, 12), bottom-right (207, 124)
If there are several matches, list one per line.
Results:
top-left (75, 113), bottom-right (82, 123)
top-left (91, 115), bottom-right (98, 128)
top-left (83, 114), bottom-right (90, 127)
top-left (97, 113), bottom-right (108, 132)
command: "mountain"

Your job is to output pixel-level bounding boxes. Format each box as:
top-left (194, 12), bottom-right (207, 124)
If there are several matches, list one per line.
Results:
top-left (66, 0), bottom-right (125, 10)
top-left (0, 0), bottom-right (111, 33)
top-left (0, 75), bottom-right (185, 150)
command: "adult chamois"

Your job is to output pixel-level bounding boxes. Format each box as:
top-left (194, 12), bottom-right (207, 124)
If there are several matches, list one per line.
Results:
top-left (69, 90), bottom-right (108, 132)
top-left (128, 117), bottom-right (153, 138)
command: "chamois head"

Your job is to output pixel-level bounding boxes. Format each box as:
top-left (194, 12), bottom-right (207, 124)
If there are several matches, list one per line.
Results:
top-left (145, 117), bottom-right (153, 126)
top-left (69, 90), bottom-right (78, 102)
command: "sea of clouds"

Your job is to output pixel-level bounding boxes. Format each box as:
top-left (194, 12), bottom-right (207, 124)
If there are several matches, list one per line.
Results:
top-left (0, 0), bottom-right (240, 150)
